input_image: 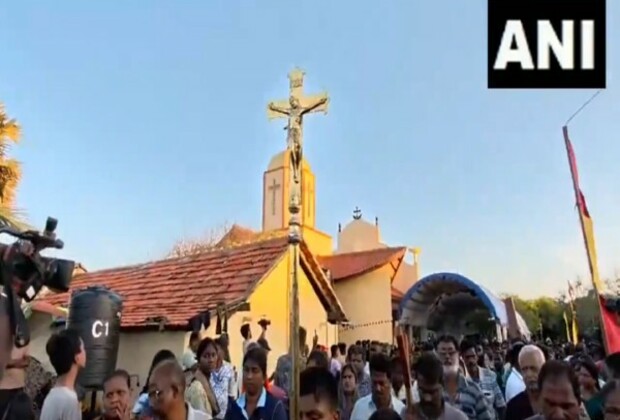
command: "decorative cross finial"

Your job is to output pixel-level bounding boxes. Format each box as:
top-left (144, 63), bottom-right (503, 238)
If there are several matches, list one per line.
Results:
top-left (353, 207), bottom-right (362, 220)
top-left (289, 68), bottom-right (305, 91)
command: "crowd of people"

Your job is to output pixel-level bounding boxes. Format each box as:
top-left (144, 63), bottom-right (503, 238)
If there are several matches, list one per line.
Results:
top-left (1, 318), bottom-right (619, 420)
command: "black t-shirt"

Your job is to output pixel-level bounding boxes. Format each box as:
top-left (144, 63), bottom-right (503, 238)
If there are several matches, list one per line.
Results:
top-left (506, 390), bottom-right (534, 420)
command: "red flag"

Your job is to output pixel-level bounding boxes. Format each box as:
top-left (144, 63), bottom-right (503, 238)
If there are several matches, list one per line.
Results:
top-left (565, 128), bottom-right (590, 216)
top-left (563, 126), bottom-right (608, 352)
top-left (563, 126), bottom-right (603, 291)
top-left (599, 295), bottom-right (620, 354)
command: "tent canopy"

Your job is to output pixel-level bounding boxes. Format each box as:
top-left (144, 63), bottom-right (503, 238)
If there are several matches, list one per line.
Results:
top-left (399, 272), bottom-right (509, 330)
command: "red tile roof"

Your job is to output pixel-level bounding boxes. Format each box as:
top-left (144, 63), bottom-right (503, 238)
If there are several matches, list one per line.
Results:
top-left (39, 237), bottom-right (347, 329)
top-left (40, 238), bottom-right (290, 328)
top-left (318, 247), bottom-right (407, 282)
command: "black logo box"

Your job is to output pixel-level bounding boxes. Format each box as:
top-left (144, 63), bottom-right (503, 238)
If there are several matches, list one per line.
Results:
top-left (488, 0), bottom-right (606, 89)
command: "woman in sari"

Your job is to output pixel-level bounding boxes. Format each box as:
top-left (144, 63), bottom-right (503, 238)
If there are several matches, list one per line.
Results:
top-left (185, 338), bottom-right (220, 418)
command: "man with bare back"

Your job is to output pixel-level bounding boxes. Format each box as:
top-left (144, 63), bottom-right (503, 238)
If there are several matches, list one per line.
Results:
top-left (0, 244), bottom-right (35, 419)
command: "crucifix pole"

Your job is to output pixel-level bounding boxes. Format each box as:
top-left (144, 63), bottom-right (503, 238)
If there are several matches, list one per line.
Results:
top-left (266, 69), bottom-right (329, 420)
top-left (288, 168), bottom-right (302, 420)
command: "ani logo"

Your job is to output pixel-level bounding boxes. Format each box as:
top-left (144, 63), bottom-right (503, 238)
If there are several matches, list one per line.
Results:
top-left (487, 0), bottom-right (606, 89)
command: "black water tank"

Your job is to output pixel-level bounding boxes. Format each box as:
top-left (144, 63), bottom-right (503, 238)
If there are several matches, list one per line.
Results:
top-left (68, 286), bottom-right (123, 389)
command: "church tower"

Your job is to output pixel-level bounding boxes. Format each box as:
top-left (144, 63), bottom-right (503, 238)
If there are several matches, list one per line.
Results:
top-left (262, 149), bottom-right (316, 231)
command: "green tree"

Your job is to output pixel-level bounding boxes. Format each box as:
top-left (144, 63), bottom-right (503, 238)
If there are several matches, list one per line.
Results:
top-left (574, 288), bottom-right (598, 334)
top-left (511, 296), bottom-right (541, 334)
top-left (508, 279), bottom-right (607, 341)
top-left (533, 296), bottom-right (565, 338)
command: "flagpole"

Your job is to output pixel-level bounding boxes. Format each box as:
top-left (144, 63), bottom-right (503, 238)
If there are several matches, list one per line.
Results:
top-left (563, 312), bottom-right (571, 343)
top-left (567, 281), bottom-right (579, 345)
top-left (562, 125), bottom-right (609, 353)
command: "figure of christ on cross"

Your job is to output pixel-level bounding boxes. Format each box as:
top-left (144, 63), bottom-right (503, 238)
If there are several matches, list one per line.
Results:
top-left (267, 178), bottom-right (281, 216)
top-left (266, 69), bottom-right (329, 182)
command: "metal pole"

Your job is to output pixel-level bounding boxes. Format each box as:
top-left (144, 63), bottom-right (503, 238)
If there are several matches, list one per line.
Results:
top-left (288, 165), bottom-right (302, 420)
top-left (562, 126), bottom-right (609, 353)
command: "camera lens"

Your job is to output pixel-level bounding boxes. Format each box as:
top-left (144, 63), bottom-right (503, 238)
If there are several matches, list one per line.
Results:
top-left (41, 258), bottom-right (74, 293)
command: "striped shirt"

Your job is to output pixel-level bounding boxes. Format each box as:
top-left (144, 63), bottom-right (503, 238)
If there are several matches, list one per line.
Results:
top-left (444, 374), bottom-right (493, 420)
top-left (357, 372), bottom-right (372, 398)
top-left (470, 368), bottom-right (506, 415)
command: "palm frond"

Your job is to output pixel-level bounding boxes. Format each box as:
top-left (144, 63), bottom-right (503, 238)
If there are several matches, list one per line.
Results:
top-left (0, 102), bottom-right (21, 144)
top-left (0, 103), bottom-right (28, 231)
top-left (0, 121), bottom-right (21, 143)
top-left (0, 158), bottom-right (21, 207)
top-left (0, 205), bottom-right (30, 231)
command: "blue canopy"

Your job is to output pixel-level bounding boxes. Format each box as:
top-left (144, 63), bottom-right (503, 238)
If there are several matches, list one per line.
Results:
top-left (399, 272), bottom-right (509, 329)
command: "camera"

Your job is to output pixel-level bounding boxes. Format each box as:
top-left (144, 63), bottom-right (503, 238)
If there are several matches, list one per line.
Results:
top-left (258, 318), bottom-right (271, 329)
top-left (0, 217), bottom-right (74, 348)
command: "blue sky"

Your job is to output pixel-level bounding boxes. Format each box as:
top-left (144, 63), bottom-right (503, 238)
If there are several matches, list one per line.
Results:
top-left (0, 1), bottom-right (617, 298)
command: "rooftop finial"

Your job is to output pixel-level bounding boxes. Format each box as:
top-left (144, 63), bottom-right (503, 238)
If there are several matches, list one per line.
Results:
top-left (353, 207), bottom-right (362, 220)
top-left (410, 247), bottom-right (421, 263)
top-left (375, 217), bottom-right (379, 226)
top-left (338, 223), bottom-right (342, 232)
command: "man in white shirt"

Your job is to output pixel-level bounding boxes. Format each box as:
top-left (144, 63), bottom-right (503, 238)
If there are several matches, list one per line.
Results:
top-left (329, 345), bottom-right (342, 377)
top-left (390, 356), bottom-right (416, 403)
top-left (40, 329), bottom-right (87, 420)
top-left (182, 332), bottom-right (201, 371)
top-left (240, 324), bottom-right (253, 356)
top-left (351, 353), bottom-right (406, 419)
top-left (504, 368), bottom-right (525, 403)
top-left (504, 343), bottom-right (526, 403)
top-left (238, 323), bottom-right (255, 396)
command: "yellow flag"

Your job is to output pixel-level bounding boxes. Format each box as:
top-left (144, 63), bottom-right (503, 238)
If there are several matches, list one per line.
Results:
top-left (581, 214), bottom-right (604, 291)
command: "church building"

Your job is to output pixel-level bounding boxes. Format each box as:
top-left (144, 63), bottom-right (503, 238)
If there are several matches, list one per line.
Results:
top-left (32, 69), bottom-right (420, 385)
top-left (240, 135), bottom-right (422, 344)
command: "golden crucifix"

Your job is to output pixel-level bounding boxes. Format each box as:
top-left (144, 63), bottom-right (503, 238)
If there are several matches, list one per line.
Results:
top-left (266, 69), bottom-right (329, 420)
top-left (267, 69), bottom-right (329, 182)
